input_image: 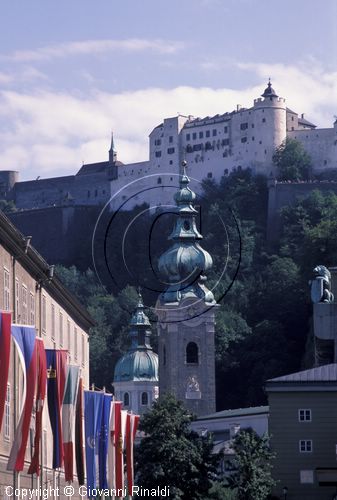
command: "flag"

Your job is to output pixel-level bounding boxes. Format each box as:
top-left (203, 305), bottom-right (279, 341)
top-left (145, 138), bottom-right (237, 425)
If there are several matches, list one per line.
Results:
top-left (84, 390), bottom-right (104, 496)
top-left (62, 365), bottom-right (80, 482)
top-left (46, 349), bottom-right (67, 469)
top-left (126, 413), bottom-right (140, 496)
top-left (28, 338), bottom-right (47, 475)
top-left (107, 400), bottom-right (122, 491)
top-left (99, 394), bottom-right (112, 489)
top-left (0, 312), bottom-right (11, 433)
top-left (117, 410), bottom-right (128, 491)
top-left (75, 377), bottom-right (85, 486)
top-left (7, 325), bottom-right (37, 471)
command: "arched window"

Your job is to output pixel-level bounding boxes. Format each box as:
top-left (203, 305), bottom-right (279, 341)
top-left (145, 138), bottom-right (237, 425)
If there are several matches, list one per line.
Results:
top-left (141, 392), bottom-right (148, 405)
top-left (186, 342), bottom-right (199, 364)
top-left (123, 392), bottom-right (130, 406)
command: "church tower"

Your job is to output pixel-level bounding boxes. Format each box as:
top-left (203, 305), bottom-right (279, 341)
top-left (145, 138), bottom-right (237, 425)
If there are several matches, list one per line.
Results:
top-left (156, 162), bottom-right (218, 416)
top-left (108, 131), bottom-right (118, 180)
top-left (113, 292), bottom-right (159, 415)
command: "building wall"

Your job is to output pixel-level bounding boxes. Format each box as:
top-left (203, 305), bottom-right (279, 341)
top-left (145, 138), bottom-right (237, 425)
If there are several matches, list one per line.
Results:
top-left (113, 381), bottom-right (158, 416)
top-left (269, 390), bottom-right (337, 499)
top-left (0, 240), bottom-right (90, 498)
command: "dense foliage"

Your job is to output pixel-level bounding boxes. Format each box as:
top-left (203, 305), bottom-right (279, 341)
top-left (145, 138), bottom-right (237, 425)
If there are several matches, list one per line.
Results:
top-left (229, 428), bottom-right (275, 500)
top-left (135, 394), bottom-right (221, 500)
top-left (273, 137), bottom-right (312, 180)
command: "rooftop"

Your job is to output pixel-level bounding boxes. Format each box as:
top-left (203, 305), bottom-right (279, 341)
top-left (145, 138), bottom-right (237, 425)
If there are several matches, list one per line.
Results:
top-left (196, 405), bottom-right (269, 421)
top-left (267, 363), bottom-right (337, 384)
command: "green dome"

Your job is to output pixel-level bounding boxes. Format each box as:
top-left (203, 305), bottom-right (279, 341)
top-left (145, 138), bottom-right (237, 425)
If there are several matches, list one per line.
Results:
top-left (114, 349), bottom-right (158, 382)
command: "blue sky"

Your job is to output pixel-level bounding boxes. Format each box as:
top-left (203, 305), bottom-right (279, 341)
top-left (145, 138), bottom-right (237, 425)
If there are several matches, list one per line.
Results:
top-left (0, 0), bottom-right (336, 179)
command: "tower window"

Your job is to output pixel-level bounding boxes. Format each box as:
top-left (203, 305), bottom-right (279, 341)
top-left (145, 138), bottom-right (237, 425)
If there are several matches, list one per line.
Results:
top-left (157, 177), bottom-right (162, 184)
top-left (124, 392), bottom-right (130, 406)
top-left (141, 392), bottom-right (148, 405)
top-left (207, 172), bottom-right (212, 178)
top-left (262, 118), bottom-right (266, 123)
top-left (186, 342), bottom-right (199, 364)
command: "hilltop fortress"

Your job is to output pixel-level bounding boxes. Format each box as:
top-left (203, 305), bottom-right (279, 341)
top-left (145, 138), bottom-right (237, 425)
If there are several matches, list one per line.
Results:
top-left (0, 81), bottom-right (337, 265)
top-left (1, 81), bottom-right (337, 214)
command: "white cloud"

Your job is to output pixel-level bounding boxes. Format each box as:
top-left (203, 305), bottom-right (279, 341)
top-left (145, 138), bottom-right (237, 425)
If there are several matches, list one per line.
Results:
top-left (2, 38), bottom-right (185, 63)
top-left (0, 60), bottom-right (336, 181)
top-left (0, 72), bottom-right (13, 84)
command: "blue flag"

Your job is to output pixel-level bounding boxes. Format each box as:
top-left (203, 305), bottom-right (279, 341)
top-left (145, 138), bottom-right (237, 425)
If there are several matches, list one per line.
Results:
top-left (84, 391), bottom-right (104, 496)
top-left (99, 394), bottom-right (112, 489)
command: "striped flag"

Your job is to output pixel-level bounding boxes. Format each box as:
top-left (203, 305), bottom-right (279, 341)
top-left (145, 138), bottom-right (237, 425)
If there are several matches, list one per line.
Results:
top-left (107, 400), bottom-right (122, 491)
top-left (62, 365), bottom-right (80, 482)
top-left (84, 390), bottom-right (104, 497)
top-left (99, 394), bottom-right (112, 489)
top-left (126, 413), bottom-right (140, 497)
top-left (0, 312), bottom-right (11, 433)
top-left (75, 377), bottom-right (85, 486)
top-left (28, 338), bottom-right (47, 475)
top-left (46, 349), bottom-right (68, 469)
top-left (7, 325), bottom-right (37, 472)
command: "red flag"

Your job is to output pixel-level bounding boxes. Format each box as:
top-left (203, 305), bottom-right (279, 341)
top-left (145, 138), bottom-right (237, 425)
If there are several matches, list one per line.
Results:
top-left (75, 377), bottom-right (85, 486)
top-left (0, 312), bottom-right (11, 433)
top-left (8, 326), bottom-right (37, 471)
top-left (107, 401), bottom-right (122, 490)
top-left (28, 338), bottom-right (47, 475)
top-left (126, 413), bottom-right (139, 495)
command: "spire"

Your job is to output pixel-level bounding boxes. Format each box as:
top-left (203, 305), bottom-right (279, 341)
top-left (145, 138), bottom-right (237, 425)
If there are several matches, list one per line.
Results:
top-left (109, 130), bottom-right (117, 164)
top-left (129, 290), bottom-right (152, 349)
top-left (158, 161), bottom-right (214, 304)
top-left (261, 78), bottom-right (278, 98)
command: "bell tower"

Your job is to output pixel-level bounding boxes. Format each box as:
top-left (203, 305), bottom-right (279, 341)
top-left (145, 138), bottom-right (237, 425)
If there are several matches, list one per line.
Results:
top-left (156, 162), bottom-right (218, 416)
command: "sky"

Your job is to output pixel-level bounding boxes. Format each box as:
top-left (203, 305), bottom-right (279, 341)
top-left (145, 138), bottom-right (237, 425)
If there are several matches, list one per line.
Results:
top-left (0, 0), bottom-right (336, 180)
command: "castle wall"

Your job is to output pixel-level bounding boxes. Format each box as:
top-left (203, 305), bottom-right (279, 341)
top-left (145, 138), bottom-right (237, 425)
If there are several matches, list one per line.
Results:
top-left (8, 205), bottom-right (102, 269)
top-left (288, 124), bottom-right (337, 172)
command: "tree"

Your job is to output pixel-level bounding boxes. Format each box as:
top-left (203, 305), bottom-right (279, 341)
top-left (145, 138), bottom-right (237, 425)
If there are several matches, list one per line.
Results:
top-left (230, 428), bottom-right (276, 500)
top-left (273, 138), bottom-right (312, 180)
top-left (135, 393), bottom-right (221, 500)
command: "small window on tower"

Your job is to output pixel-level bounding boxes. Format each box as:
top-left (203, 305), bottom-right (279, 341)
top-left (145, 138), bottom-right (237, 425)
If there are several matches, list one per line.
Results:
top-left (186, 342), bottom-right (199, 364)
top-left (141, 392), bottom-right (148, 405)
top-left (124, 393), bottom-right (130, 406)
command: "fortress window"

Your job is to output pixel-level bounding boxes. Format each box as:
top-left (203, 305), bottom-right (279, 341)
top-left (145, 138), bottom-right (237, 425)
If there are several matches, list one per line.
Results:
top-left (163, 345), bottom-right (166, 365)
top-left (262, 118), bottom-right (266, 123)
top-left (87, 190), bottom-right (90, 198)
top-left (157, 177), bottom-right (162, 184)
top-left (264, 149), bottom-right (267, 154)
top-left (169, 160), bottom-right (173, 165)
top-left (224, 126), bottom-right (228, 133)
top-left (240, 123), bottom-right (248, 130)
top-left (241, 137), bottom-right (247, 143)
top-left (169, 136), bottom-right (173, 143)
top-left (223, 139), bottom-right (230, 146)
top-left (252, 123), bottom-right (255, 128)
top-left (207, 172), bottom-right (213, 178)
top-left (192, 133), bottom-right (197, 140)
top-left (199, 131), bottom-right (203, 139)
top-left (123, 393), bottom-right (130, 406)
top-left (186, 342), bottom-right (199, 364)
top-left (224, 169), bottom-right (229, 175)
top-left (95, 190), bottom-right (98, 197)
top-left (324, 160), bottom-right (327, 165)
top-left (212, 129), bottom-right (217, 136)
top-left (238, 165), bottom-right (242, 171)
top-left (186, 133), bottom-right (191, 141)
top-left (252, 136), bottom-right (255, 141)
top-left (259, 140), bottom-right (262, 144)
top-left (141, 392), bottom-right (148, 405)
top-left (155, 151), bottom-right (162, 158)
top-left (167, 147), bottom-right (175, 154)
top-left (206, 130), bottom-right (210, 138)
top-left (103, 190), bottom-right (106, 194)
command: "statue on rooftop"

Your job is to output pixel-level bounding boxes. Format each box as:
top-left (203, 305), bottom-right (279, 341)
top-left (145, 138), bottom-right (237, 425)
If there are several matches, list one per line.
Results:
top-left (310, 265), bottom-right (334, 303)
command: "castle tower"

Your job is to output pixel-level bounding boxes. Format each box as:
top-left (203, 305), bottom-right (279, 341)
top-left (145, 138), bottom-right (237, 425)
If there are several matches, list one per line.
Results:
top-left (156, 162), bottom-right (218, 416)
top-left (252, 80), bottom-right (287, 175)
top-left (113, 292), bottom-right (159, 415)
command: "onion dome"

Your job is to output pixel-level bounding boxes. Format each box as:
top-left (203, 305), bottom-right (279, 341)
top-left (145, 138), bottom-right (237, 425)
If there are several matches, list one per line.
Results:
top-left (158, 162), bottom-right (215, 304)
top-left (261, 79), bottom-right (278, 98)
top-left (114, 292), bottom-right (158, 382)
